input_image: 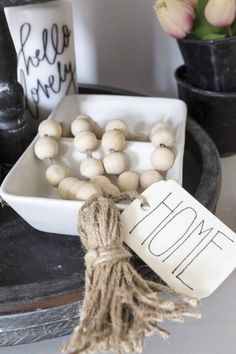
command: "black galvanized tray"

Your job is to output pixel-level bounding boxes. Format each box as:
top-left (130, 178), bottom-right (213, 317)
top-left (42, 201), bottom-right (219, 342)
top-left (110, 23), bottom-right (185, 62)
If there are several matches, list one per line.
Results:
top-left (0, 86), bottom-right (221, 346)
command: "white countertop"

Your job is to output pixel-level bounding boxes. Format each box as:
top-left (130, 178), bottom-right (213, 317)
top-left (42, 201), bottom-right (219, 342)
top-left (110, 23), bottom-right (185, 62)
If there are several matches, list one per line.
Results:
top-left (1, 156), bottom-right (236, 354)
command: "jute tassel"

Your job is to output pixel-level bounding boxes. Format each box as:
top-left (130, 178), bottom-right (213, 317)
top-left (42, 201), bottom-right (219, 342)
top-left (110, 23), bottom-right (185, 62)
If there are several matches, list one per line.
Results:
top-left (62, 193), bottom-right (201, 354)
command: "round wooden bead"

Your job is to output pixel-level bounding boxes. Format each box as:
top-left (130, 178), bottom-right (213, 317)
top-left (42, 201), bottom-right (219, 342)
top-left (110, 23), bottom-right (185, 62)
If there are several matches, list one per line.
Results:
top-left (91, 175), bottom-right (111, 185)
top-left (74, 131), bottom-right (98, 153)
top-left (103, 152), bottom-right (129, 175)
top-left (151, 147), bottom-right (175, 171)
top-left (91, 175), bottom-right (120, 197)
top-left (151, 122), bottom-right (173, 137)
top-left (117, 171), bottom-right (139, 192)
top-left (71, 116), bottom-right (93, 136)
top-left (59, 122), bottom-right (72, 137)
top-left (102, 130), bottom-right (126, 152)
top-left (150, 123), bottom-right (175, 148)
top-left (68, 181), bottom-right (85, 200)
top-left (140, 170), bottom-right (163, 190)
top-left (80, 157), bottom-right (104, 179)
top-left (58, 177), bottom-right (84, 200)
top-left (46, 163), bottom-right (68, 187)
top-left (34, 137), bottom-right (59, 160)
top-left (38, 120), bottom-right (62, 140)
top-left (75, 182), bottom-right (102, 201)
top-left (105, 119), bottom-right (128, 138)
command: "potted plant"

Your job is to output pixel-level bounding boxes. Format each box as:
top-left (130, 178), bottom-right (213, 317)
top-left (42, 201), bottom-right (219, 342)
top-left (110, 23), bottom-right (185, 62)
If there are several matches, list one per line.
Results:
top-left (155, 0), bottom-right (236, 156)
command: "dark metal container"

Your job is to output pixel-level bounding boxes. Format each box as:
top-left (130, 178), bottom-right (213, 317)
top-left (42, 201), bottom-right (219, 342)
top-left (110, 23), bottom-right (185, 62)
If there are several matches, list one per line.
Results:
top-left (0, 0), bottom-right (57, 6)
top-left (175, 65), bottom-right (236, 156)
top-left (178, 37), bottom-right (236, 92)
top-left (0, 7), bottom-right (34, 167)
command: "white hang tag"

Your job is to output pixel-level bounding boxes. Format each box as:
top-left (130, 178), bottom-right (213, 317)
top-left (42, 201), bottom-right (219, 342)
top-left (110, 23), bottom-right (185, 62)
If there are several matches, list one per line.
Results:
top-left (121, 180), bottom-right (236, 299)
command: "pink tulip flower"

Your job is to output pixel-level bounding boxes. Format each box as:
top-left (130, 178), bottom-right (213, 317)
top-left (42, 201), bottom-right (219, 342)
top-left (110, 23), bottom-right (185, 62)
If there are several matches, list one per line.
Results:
top-left (155, 0), bottom-right (195, 39)
top-left (205, 0), bottom-right (236, 28)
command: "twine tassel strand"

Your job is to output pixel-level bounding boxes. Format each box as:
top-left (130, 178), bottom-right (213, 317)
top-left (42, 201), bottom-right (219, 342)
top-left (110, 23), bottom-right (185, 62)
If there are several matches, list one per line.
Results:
top-left (62, 194), bottom-right (200, 354)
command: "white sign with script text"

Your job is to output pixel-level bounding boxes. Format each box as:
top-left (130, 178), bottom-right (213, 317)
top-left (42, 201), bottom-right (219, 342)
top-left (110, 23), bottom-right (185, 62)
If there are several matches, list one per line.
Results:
top-left (121, 180), bottom-right (236, 299)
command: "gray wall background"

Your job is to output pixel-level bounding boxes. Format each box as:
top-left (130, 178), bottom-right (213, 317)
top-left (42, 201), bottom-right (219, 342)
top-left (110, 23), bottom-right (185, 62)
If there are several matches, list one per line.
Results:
top-left (73, 0), bottom-right (183, 97)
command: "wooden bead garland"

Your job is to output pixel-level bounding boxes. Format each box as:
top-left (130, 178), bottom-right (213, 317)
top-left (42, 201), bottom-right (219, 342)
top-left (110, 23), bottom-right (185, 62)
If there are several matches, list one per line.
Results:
top-left (35, 120), bottom-right (103, 201)
top-left (57, 119), bottom-right (198, 354)
top-left (73, 123), bottom-right (105, 179)
top-left (34, 136), bottom-right (59, 160)
top-left (140, 169), bottom-right (163, 190)
top-left (105, 119), bottom-right (128, 138)
top-left (34, 120), bottom-right (199, 354)
top-left (58, 177), bottom-right (102, 201)
top-left (75, 181), bottom-right (102, 201)
top-left (74, 131), bottom-right (98, 153)
top-left (71, 116), bottom-right (93, 136)
top-left (58, 177), bottom-right (84, 200)
top-left (103, 152), bottom-right (129, 175)
top-left (80, 157), bottom-right (104, 179)
top-left (150, 122), bottom-right (175, 148)
top-left (71, 114), bottom-right (104, 138)
top-left (46, 163), bottom-right (69, 187)
top-left (102, 121), bottom-right (129, 175)
top-left (117, 171), bottom-right (139, 192)
top-left (149, 122), bottom-right (175, 173)
top-left (34, 118), bottom-right (177, 202)
top-left (38, 120), bottom-right (62, 140)
top-left (91, 175), bottom-right (120, 197)
top-left (102, 130), bottom-right (126, 152)
top-left (151, 147), bottom-right (175, 171)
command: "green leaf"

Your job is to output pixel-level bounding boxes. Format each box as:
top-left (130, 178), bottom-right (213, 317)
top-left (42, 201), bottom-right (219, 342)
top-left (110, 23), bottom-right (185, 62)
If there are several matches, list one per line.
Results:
top-left (201, 34), bottom-right (227, 40)
top-left (191, 0), bottom-right (228, 40)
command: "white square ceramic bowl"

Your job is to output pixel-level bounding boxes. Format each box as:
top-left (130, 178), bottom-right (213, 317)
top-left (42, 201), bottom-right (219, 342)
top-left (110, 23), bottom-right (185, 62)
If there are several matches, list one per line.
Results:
top-left (0, 94), bottom-right (187, 236)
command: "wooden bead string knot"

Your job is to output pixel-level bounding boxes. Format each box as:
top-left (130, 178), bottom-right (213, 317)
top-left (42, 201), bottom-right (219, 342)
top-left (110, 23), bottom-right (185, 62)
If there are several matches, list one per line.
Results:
top-left (85, 246), bottom-right (131, 269)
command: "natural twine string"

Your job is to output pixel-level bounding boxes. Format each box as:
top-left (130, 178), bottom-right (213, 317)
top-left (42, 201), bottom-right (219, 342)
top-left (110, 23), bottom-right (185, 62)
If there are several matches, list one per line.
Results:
top-left (61, 193), bottom-right (201, 354)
